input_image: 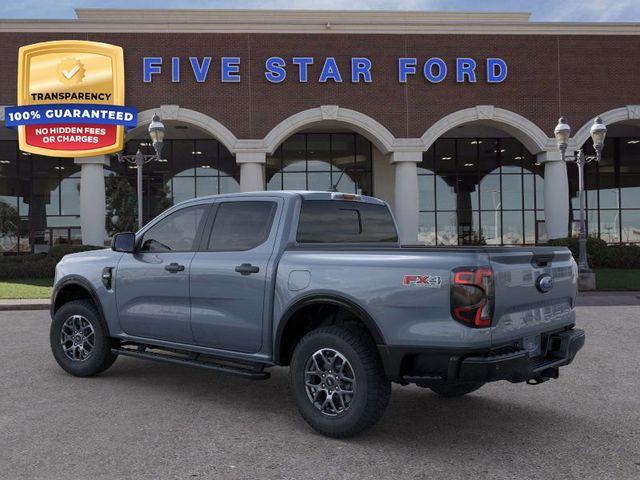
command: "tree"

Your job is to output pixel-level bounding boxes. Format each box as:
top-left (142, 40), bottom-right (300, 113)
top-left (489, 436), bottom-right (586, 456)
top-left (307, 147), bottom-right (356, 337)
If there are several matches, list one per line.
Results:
top-left (0, 201), bottom-right (20, 251)
top-left (105, 176), bottom-right (137, 235)
top-left (150, 179), bottom-right (172, 219)
top-left (104, 176), bottom-right (173, 235)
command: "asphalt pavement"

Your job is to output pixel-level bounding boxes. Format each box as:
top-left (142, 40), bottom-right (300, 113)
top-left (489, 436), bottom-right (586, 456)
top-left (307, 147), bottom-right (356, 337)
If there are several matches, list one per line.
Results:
top-left (1, 307), bottom-right (639, 480)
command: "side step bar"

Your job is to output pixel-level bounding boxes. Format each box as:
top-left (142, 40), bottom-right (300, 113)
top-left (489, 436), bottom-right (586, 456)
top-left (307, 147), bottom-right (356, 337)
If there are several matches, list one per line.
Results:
top-left (111, 346), bottom-right (270, 380)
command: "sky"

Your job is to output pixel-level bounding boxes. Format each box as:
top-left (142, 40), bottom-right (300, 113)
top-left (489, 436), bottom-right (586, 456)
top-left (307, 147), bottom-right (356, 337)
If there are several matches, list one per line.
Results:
top-left (1, 0), bottom-right (639, 22)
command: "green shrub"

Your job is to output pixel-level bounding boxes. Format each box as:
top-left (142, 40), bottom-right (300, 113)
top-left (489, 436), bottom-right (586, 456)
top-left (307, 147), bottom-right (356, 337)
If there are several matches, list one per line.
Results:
top-left (48, 244), bottom-right (103, 262)
top-left (594, 245), bottom-right (640, 269)
top-left (0, 253), bottom-right (47, 264)
top-left (548, 237), bottom-right (640, 269)
top-left (548, 236), bottom-right (607, 261)
top-left (0, 257), bottom-right (57, 279)
top-left (0, 245), bottom-right (103, 279)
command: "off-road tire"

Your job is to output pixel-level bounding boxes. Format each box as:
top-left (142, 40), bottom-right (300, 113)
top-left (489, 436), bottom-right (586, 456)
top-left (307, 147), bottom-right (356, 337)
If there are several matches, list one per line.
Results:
top-left (50, 299), bottom-right (118, 377)
top-left (429, 382), bottom-right (484, 398)
top-left (290, 325), bottom-right (391, 438)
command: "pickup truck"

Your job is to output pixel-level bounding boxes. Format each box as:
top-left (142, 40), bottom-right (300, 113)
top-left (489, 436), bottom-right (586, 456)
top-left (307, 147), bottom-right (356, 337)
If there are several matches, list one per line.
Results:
top-left (50, 191), bottom-right (585, 438)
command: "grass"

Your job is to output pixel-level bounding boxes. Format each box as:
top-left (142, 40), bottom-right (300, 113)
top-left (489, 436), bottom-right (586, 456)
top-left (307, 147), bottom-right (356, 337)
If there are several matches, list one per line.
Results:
top-left (0, 278), bottom-right (52, 299)
top-left (595, 269), bottom-right (640, 291)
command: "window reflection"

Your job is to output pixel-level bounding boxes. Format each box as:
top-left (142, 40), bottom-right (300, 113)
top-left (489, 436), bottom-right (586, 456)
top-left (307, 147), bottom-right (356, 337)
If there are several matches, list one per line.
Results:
top-left (266, 133), bottom-right (372, 195)
top-left (419, 137), bottom-right (541, 246)
top-left (435, 175), bottom-right (456, 210)
top-left (436, 211), bottom-right (457, 245)
top-left (599, 210), bottom-right (620, 243)
top-left (621, 210), bottom-right (640, 243)
top-left (568, 137), bottom-right (640, 244)
top-left (133, 138), bottom-right (238, 211)
top-left (621, 175), bottom-right (640, 209)
top-left (0, 148), bottom-right (84, 252)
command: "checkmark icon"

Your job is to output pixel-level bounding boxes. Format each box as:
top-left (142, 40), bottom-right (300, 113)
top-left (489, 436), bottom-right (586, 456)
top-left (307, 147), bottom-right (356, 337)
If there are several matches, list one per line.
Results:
top-left (57, 59), bottom-right (84, 85)
top-left (62, 64), bottom-right (80, 79)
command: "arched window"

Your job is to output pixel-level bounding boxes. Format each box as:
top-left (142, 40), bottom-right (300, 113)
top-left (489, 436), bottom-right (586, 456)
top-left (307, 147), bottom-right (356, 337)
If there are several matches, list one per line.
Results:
top-left (569, 135), bottom-right (640, 244)
top-left (266, 133), bottom-right (372, 195)
top-left (115, 138), bottom-right (240, 225)
top-left (418, 137), bottom-right (543, 246)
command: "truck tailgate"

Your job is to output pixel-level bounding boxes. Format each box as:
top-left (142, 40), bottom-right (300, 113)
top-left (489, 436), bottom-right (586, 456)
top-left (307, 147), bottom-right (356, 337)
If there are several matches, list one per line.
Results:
top-left (489, 248), bottom-right (577, 351)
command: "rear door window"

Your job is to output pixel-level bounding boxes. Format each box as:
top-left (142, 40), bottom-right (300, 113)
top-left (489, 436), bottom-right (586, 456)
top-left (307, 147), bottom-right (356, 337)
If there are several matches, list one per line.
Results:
top-left (207, 201), bottom-right (277, 251)
top-left (297, 200), bottom-right (398, 243)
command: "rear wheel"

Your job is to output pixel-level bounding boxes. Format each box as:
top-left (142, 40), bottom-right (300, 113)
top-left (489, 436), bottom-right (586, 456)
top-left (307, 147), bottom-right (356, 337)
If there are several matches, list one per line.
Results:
top-left (50, 300), bottom-right (118, 377)
top-left (290, 325), bottom-right (391, 438)
top-left (429, 382), bottom-right (484, 398)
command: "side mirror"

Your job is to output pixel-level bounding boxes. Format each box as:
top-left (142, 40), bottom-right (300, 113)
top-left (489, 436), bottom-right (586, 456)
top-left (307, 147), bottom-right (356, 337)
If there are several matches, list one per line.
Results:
top-left (112, 232), bottom-right (136, 253)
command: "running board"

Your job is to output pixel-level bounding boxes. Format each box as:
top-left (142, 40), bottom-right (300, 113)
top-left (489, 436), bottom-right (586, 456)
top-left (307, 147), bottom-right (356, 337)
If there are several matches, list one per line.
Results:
top-left (111, 346), bottom-right (270, 380)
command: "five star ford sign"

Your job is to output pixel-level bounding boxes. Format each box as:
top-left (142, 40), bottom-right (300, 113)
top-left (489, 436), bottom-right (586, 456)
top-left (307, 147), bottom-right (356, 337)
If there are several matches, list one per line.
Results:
top-left (4, 40), bottom-right (137, 157)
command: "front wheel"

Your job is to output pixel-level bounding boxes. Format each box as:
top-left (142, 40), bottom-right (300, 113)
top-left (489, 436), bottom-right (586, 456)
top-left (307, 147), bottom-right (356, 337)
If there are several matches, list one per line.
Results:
top-left (290, 325), bottom-right (391, 438)
top-left (50, 299), bottom-right (118, 377)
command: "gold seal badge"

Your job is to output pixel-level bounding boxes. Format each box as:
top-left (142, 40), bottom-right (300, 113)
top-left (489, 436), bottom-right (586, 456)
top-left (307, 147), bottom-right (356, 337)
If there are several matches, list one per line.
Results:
top-left (56, 58), bottom-right (85, 85)
top-left (16, 40), bottom-right (126, 157)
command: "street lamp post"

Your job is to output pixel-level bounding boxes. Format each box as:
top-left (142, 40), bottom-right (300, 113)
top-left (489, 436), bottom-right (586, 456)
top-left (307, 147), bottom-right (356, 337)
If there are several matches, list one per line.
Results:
top-left (117, 114), bottom-right (166, 230)
top-left (554, 116), bottom-right (607, 273)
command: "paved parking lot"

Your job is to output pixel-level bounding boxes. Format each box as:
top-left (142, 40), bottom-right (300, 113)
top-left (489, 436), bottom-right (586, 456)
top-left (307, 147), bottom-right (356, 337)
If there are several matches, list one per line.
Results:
top-left (1, 307), bottom-right (639, 480)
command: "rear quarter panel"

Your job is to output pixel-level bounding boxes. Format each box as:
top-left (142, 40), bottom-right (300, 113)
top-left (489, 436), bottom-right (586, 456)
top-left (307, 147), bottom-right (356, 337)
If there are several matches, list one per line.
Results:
top-left (274, 248), bottom-right (493, 349)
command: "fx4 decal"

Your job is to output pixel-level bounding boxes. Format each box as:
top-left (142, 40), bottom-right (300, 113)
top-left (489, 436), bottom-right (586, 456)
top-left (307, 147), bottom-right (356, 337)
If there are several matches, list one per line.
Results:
top-left (402, 274), bottom-right (442, 287)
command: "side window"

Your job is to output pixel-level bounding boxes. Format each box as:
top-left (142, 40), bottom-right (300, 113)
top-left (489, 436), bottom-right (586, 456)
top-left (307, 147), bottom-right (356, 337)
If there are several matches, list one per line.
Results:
top-left (139, 205), bottom-right (207, 252)
top-left (297, 200), bottom-right (398, 243)
top-left (207, 201), bottom-right (277, 251)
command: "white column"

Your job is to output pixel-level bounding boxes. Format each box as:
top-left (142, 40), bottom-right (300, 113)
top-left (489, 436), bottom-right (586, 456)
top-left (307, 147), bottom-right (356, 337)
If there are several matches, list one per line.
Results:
top-left (538, 151), bottom-right (569, 239)
top-left (237, 152), bottom-right (266, 192)
top-left (391, 151), bottom-right (421, 245)
top-left (372, 146), bottom-right (395, 210)
top-left (74, 155), bottom-right (108, 247)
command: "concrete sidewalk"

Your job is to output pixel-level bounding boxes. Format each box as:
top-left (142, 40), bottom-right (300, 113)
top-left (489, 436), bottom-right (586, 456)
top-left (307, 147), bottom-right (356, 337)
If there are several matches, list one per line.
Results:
top-left (0, 291), bottom-right (639, 312)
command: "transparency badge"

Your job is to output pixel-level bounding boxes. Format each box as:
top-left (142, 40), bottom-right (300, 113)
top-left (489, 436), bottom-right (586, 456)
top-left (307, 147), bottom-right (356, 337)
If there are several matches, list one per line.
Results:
top-left (5, 40), bottom-right (137, 157)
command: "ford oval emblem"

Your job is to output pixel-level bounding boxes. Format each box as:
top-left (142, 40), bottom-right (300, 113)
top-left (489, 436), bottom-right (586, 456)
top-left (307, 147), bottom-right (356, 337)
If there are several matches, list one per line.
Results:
top-left (536, 273), bottom-right (554, 293)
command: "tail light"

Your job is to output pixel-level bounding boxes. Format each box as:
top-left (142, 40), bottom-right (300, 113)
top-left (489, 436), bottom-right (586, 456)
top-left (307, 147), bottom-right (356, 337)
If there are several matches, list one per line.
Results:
top-left (450, 266), bottom-right (494, 328)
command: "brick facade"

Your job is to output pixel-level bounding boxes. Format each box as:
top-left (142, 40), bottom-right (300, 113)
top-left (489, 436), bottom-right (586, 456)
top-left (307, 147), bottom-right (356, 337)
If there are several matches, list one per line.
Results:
top-left (0, 32), bottom-right (638, 140)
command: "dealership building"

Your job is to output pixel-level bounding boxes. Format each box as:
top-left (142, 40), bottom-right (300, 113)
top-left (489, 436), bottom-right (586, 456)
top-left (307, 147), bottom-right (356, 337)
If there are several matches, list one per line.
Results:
top-left (0, 8), bottom-right (640, 252)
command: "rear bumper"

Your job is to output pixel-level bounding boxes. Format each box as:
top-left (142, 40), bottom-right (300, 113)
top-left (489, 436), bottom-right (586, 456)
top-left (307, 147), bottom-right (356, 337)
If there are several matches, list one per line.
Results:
top-left (379, 328), bottom-right (585, 385)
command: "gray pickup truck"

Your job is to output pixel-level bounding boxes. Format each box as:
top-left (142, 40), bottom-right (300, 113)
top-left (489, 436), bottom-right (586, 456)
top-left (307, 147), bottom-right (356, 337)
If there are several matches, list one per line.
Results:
top-left (50, 191), bottom-right (584, 437)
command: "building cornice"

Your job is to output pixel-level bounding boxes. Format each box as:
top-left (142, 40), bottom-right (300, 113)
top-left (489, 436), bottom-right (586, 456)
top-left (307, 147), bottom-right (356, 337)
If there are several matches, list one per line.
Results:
top-left (0, 9), bottom-right (638, 35)
top-left (75, 9), bottom-right (534, 24)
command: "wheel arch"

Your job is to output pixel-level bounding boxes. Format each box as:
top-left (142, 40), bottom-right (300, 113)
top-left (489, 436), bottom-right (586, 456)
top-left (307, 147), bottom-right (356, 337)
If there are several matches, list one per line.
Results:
top-left (274, 294), bottom-right (386, 366)
top-left (51, 276), bottom-right (107, 328)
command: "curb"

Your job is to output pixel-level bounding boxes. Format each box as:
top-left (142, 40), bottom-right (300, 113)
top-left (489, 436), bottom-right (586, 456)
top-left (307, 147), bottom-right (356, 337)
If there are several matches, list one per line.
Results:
top-left (576, 291), bottom-right (640, 307)
top-left (0, 300), bottom-right (50, 311)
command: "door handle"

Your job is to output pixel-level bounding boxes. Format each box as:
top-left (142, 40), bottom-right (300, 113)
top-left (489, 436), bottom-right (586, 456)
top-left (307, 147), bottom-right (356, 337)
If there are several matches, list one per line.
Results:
top-left (235, 263), bottom-right (260, 275)
top-left (164, 262), bottom-right (185, 273)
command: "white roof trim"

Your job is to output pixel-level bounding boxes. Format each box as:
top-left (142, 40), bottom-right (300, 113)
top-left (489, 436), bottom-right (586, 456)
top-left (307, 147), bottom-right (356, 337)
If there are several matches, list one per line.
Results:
top-left (0, 9), bottom-right (639, 35)
top-left (73, 9), bottom-right (532, 24)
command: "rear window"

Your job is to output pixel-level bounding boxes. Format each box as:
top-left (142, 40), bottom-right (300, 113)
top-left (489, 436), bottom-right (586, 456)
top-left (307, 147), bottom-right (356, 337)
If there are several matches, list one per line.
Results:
top-left (297, 200), bottom-right (398, 243)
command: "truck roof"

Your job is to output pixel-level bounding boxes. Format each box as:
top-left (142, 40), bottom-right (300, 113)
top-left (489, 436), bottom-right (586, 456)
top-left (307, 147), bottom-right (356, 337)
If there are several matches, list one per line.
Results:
top-left (176, 190), bottom-right (387, 206)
